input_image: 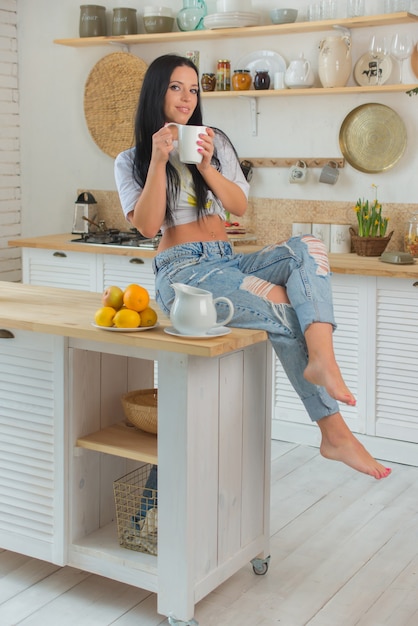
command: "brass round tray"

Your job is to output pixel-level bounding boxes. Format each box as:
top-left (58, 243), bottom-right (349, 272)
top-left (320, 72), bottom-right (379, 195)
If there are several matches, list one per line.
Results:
top-left (339, 103), bottom-right (407, 173)
top-left (84, 52), bottom-right (147, 158)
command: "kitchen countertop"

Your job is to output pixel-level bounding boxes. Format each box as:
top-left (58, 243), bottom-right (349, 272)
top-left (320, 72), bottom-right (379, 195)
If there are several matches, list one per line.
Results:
top-left (8, 233), bottom-right (418, 278)
top-left (0, 281), bottom-right (267, 358)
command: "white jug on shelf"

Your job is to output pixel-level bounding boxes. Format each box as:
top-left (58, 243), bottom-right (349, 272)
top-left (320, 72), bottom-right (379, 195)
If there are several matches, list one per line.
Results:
top-left (284, 53), bottom-right (314, 88)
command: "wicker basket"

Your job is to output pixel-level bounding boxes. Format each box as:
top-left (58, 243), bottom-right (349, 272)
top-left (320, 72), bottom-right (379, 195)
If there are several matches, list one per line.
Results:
top-left (349, 227), bottom-right (394, 257)
top-left (114, 465), bottom-right (158, 555)
top-left (121, 389), bottom-right (158, 434)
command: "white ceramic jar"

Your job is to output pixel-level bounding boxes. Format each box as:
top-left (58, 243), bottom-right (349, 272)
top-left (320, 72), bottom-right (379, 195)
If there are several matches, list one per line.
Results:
top-left (318, 35), bottom-right (352, 88)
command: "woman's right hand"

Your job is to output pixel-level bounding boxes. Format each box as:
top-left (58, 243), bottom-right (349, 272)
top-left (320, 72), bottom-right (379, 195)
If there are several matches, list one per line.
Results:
top-left (151, 127), bottom-right (174, 163)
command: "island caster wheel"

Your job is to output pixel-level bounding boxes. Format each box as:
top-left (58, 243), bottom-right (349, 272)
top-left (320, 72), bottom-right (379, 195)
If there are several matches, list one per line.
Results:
top-left (251, 555), bottom-right (271, 576)
top-left (168, 617), bottom-right (198, 626)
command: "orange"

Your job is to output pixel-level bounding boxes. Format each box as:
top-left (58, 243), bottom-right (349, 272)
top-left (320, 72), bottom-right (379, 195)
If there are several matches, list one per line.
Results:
top-left (138, 306), bottom-right (158, 327)
top-left (113, 308), bottom-right (141, 328)
top-left (123, 284), bottom-right (150, 312)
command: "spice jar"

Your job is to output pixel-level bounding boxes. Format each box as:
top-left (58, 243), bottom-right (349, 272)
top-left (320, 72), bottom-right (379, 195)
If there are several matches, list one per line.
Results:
top-left (216, 59), bottom-right (231, 91)
top-left (254, 69), bottom-right (270, 90)
top-left (232, 69), bottom-right (252, 91)
top-left (404, 212), bottom-right (418, 257)
top-left (201, 72), bottom-right (216, 91)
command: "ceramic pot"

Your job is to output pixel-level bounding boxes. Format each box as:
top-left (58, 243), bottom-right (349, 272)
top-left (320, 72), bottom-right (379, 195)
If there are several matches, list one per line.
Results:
top-left (318, 35), bottom-right (352, 88)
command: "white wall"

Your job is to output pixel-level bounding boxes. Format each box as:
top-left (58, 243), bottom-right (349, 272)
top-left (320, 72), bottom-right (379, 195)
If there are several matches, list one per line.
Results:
top-left (17, 0), bottom-right (418, 237)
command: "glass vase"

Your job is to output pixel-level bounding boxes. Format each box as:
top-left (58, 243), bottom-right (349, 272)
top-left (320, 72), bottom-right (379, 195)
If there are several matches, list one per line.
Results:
top-left (176, 0), bottom-right (207, 32)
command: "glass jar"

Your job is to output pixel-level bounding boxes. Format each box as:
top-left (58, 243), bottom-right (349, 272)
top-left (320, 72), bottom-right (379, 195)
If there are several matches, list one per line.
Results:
top-left (254, 69), bottom-right (270, 90)
top-left (216, 59), bottom-right (231, 91)
top-left (232, 69), bottom-right (252, 91)
top-left (404, 212), bottom-right (418, 257)
top-left (201, 72), bottom-right (216, 92)
top-left (176, 0), bottom-right (207, 31)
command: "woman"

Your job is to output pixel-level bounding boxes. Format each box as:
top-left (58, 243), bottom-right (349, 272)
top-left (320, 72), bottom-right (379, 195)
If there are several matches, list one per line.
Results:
top-left (115, 54), bottom-right (391, 480)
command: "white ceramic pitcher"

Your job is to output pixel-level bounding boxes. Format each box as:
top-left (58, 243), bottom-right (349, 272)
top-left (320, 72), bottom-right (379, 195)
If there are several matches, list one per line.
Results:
top-left (170, 283), bottom-right (234, 335)
top-left (284, 53), bottom-right (315, 88)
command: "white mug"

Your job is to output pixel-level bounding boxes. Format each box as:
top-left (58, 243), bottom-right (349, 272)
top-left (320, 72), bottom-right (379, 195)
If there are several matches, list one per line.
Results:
top-left (292, 223), bottom-right (312, 237)
top-left (289, 160), bottom-right (307, 184)
top-left (330, 224), bottom-right (351, 253)
top-left (312, 223), bottom-right (331, 251)
top-left (166, 123), bottom-right (206, 164)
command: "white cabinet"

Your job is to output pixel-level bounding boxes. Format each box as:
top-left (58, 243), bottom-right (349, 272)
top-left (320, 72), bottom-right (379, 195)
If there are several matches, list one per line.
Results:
top-left (0, 329), bottom-right (66, 564)
top-left (22, 248), bottom-right (98, 291)
top-left (374, 277), bottom-right (418, 444)
top-left (272, 274), bottom-right (370, 439)
top-left (272, 274), bottom-right (418, 466)
top-left (22, 248), bottom-right (156, 297)
top-left (100, 255), bottom-right (155, 297)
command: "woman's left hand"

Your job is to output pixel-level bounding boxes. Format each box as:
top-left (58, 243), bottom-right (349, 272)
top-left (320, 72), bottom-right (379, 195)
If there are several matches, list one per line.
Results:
top-left (196, 127), bottom-right (214, 172)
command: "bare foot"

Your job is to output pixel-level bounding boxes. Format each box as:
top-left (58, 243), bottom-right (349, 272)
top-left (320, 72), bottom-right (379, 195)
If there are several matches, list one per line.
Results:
top-left (318, 413), bottom-right (391, 480)
top-left (304, 361), bottom-right (356, 406)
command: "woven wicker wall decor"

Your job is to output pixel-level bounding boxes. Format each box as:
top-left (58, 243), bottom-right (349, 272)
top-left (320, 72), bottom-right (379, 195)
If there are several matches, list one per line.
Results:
top-left (84, 52), bottom-right (148, 158)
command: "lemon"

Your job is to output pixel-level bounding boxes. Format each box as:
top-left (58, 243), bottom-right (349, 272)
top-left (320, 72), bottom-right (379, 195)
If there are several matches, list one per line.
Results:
top-left (94, 306), bottom-right (117, 327)
top-left (113, 308), bottom-right (141, 328)
top-left (138, 306), bottom-right (158, 327)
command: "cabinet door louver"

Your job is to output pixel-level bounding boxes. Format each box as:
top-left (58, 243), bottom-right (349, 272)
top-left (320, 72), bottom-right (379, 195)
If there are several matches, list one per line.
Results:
top-left (0, 331), bottom-right (65, 563)
top-left (375, 284), bottom-right (418, 442)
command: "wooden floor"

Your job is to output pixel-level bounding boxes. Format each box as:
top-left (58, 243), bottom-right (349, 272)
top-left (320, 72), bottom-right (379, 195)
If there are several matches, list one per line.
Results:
top-left (1, 440), bottom-right (418, 626)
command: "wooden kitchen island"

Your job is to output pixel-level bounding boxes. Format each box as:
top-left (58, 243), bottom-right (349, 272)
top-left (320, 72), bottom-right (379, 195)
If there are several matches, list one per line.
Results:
top-left (0, 281), bottom-right (271, 626)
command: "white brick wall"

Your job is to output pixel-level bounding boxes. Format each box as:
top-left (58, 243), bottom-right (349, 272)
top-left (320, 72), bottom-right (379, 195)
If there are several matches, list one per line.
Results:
top-left (0, 0), bottom-right (20, 281)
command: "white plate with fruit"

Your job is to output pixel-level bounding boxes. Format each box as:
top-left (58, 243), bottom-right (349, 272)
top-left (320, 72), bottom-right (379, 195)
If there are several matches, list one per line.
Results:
top-left (93, 284), bottom-right (159, 331)
top-left (91, 322), bottom-right (159, 332)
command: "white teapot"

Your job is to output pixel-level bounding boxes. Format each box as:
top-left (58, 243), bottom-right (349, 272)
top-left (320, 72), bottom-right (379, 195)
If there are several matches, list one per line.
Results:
top-left (170, 283), bottom-right (234, 335)
top-left (285, 53), bottom-right (314, 88)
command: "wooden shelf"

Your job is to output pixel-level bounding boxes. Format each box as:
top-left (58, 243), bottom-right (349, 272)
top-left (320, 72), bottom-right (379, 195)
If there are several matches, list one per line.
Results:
top-left (76, 420), bottom-right (157, 463)
top-left (202, 83), bottom-right (418, 98)
top-left (54, 12), bottom-right (418, 47)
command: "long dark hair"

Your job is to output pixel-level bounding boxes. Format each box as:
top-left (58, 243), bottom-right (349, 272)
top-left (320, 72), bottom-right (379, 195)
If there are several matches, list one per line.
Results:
top-left (132, 54), bottom-right (223, 225)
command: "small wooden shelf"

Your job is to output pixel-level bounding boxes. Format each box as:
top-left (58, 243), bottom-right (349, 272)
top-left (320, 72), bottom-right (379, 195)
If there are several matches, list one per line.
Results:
top-left (54, 12), bottom-right (418, 48)
top-left (76, 420), bottom-right (157, 463)
top-left (202, 83), bottom-right (418, 98)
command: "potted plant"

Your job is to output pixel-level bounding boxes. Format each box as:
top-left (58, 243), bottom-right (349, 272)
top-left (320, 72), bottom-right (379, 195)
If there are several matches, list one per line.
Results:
top-left (349, 185), bottom-right (393, 256)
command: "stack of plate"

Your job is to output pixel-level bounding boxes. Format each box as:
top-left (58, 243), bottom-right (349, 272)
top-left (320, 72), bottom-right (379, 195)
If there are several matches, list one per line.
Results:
top-left (203, 12), bottom-right (260, 29)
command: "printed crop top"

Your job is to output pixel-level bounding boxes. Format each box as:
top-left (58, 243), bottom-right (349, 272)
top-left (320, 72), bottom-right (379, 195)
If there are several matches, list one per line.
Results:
top-left (114, 131), bottom-right (250, 234)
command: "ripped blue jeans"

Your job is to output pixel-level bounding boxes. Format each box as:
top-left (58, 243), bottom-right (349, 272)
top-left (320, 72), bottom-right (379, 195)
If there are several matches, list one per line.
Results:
top-left (153, 236), bottom-right (339, 422)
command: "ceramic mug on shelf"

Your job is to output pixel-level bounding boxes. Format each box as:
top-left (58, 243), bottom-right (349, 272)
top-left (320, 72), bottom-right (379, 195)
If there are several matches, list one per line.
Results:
top-left (319, 160), bottom-right (340, 184)
top-left (289, 160), bottom-right (308, 184)
top-left (166, 123), bottom-right (206, 164)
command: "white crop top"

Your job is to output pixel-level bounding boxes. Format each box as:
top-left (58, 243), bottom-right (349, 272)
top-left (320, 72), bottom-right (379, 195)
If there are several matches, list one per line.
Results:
top-left (114, 131), bottom-right (250, 234)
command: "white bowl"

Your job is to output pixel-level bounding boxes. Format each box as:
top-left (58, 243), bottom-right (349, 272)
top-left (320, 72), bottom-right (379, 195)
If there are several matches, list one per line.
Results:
top-left (270, 8), bottom-right (298, 24)
top-left (143, 5), bottom-right (172, 17)
top-left (143, 6), bottom-right (174, 33)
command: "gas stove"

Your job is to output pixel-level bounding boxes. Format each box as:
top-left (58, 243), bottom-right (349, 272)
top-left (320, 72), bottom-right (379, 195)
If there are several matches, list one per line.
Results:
top-left (71, 229), bottom-right (161, 250)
